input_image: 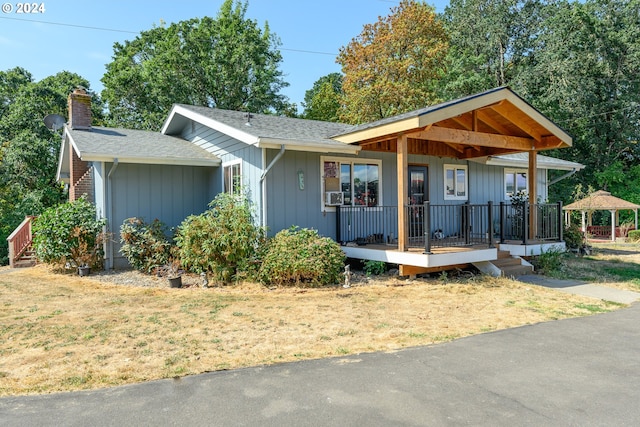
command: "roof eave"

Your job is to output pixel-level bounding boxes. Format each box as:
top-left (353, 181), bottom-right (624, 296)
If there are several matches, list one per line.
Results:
top-left (258, 138), bottom-right (361, 155)
top-left (80, 154), bottom-right (221, 167)
top-left (162, 105), bottom-right (260, 145)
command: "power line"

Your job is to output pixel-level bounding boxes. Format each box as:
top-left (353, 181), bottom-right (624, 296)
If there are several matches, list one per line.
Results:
top-left (0, 15), bottom-right (338, 56)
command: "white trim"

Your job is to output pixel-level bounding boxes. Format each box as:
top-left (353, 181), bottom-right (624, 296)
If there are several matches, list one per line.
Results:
top-left (444, 164), bottom-right (468, 201)
top-left (320, 156), bottom-right (383, 212)
top-left (504, 168), bottom-right (528, 200)
top-left (222, 159), bottom-right (242, 195)
top-left (162, 105), bottom-right (259, 145)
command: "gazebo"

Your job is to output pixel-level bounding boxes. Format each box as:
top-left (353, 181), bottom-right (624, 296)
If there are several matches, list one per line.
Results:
top-left (563, 190), bottom-right (640, 241)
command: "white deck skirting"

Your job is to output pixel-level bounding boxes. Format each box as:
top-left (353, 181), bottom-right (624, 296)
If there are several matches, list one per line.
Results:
top-left (341, 246), bottom-right (498, 268)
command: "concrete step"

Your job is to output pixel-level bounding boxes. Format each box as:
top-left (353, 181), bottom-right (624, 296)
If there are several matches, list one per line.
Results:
top-left (492, 257), bottom-right (522, 268)
top-left (13, 259), bottom-right (36, 268)
top-left (500, 264), bottom-right (534, 278)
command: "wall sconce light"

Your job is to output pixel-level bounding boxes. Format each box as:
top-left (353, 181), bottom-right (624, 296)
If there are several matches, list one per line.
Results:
top-left (297, 169), bottom-right (304, 190)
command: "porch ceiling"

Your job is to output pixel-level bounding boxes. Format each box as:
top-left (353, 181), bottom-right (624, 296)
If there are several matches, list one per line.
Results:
top-left (335, 88), bottom-right (572, 159)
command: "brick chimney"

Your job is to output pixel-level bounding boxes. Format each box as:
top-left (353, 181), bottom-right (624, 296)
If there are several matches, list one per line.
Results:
top-left (68, 87), bottom-right (92, 130)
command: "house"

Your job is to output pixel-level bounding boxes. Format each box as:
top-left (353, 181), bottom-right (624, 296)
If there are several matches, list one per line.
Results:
top-left (11, 87), bottom-right (584, 275)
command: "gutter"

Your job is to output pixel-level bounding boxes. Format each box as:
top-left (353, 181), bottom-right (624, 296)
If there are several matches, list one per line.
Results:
top-left (260, 145), bottom-right (286, 182)
top-left (260, 145), bottom-right (286, 229)
top-left (106, 159), bottom-right (119, 269)
top-left (549, 168), bottom-right (578, 186)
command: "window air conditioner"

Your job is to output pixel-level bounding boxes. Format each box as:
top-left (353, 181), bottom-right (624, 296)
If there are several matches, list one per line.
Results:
top-left (325, 191), bottom-right (344, 206)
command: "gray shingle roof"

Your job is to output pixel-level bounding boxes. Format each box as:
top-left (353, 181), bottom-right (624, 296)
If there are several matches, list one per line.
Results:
top-left (172, 105), bottom-right (357, 150)
top-left (68, 126), bottom-right (220, 166)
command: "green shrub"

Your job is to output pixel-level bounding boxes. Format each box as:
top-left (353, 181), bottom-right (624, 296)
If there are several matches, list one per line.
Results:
top-left (363, 260), bottom-right (386, 276)
top-left (531, 247), bottom-right (565, 275)
top-left (563, 223), bottom-right (585, 250)
top-left (628, 230), bottom-right (640, 242)
top-left (119, 218), bottom-right (172, 273)
top-left (175, 192), bottom-right (264, 284)
top-left (32, 197), bottom-right (107, 269)
top-left (258, 226), bottom-right (345, 287)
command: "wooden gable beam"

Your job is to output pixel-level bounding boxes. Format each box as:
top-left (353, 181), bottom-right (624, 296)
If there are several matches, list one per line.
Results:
top-left (408, 126), bottom-right (534, 151)
top-left (491, 102), bottom-right (543, 142)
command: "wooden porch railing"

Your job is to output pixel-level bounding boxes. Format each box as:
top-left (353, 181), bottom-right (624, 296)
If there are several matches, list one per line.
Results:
top-left (7, 216), bottom-right (35, 268)
top-left (336, 202), bottom-right (564, 252)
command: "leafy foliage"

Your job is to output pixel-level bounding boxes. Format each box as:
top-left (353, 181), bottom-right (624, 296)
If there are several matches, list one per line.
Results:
top-left (628, 230), bottom-right (640, 242)
top-left (258, 227), bottom-right (346, 287)
top-left (119, 218), bottom-right (173, 273)
top-left (175, 192), bottom-right (264, 284)
top-left (302, 73), bottom-right (343, 121)
top-left (563, 223), bottom-right (585, 250)
top-left (0, 69), bottom-right (99, 265)
top-left (101, 0), bottom-right (290, 130)
top-left (337, 0), bottom-right (448, 123)
top-left (32, 197), bottom-right (107, 269)
top-left (363, 260), bottom-right (386, 276)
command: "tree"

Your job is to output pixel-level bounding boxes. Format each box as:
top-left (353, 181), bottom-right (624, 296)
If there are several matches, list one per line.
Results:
top-left (337, 0), bottom-right (448, 124)
top-left (515, 0), bottom-right (640, 201)
top-left (0, 70), bottom-right (96, 264)
top-left (440, 0), bottom-right (543, 99)
top-left (302, 73), bottom-right (343, 122)
top-left (101, 0), bottom-right (291, 130)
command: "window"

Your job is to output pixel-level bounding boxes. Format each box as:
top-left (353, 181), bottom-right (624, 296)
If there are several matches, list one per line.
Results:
top-left (223, 161), bottom-right (242, 195)
top-left (505, 169), bottom-right (527, 199)
top-left (444, 164), bottom-right (468, 200)
top-left (322, 157), bottom-right (381, 208)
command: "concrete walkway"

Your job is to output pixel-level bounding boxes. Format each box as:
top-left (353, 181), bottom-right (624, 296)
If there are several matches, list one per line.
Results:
top-left (517, 274), bottom-right (640, 304)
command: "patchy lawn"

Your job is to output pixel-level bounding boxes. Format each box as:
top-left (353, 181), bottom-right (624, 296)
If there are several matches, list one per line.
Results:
top-left (548, 241), bottom-right (640, 292)
top-left (0, 263), bottom-right (625, 396)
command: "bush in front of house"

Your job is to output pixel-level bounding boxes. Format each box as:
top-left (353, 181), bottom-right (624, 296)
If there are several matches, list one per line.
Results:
top-left (119, 217), bottom-right (172, 273)
top-left (258, 226), bottom-right (346, 287)
top-left (175, 192), bottom-right (265, 284)
top-left (628, 230), bottom-right (640, 242)
top-left (563, 223), bottom-right (585, 250)
top-left (32, 196), bottom-right (107, 269)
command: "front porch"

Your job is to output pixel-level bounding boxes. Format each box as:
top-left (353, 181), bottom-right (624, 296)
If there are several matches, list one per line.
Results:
top-left (337, 202), bottom-right (565, 275)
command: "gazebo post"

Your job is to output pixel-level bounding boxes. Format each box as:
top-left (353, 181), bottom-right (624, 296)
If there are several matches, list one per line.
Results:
top-left (581, 211), bottom-right (586, 233)
top-left (610, 210), bottom-right (616, 242)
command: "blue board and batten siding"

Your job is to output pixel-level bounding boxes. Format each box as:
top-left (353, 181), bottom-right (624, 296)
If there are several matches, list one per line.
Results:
top-left (175, 119), bottom-right (551, 244)
top-left (103, 162), bottom-right (215, 268)
top-left (181, 121), bottom-right (264, 216)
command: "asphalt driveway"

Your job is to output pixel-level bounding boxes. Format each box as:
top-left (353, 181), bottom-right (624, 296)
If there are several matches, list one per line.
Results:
top-left (2, 301), bottom-right (640, 426)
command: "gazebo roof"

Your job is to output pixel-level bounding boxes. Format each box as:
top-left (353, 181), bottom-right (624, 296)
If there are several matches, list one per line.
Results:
top-left (563, 190), bottom-right (640, 211)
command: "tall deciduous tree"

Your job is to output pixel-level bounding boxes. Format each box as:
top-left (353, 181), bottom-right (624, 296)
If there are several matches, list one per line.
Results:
top-left (440, 0), bottom-right (543, 99)
top-left (337, 0), bottom-right (448, 124)
top-left (0, 70), bottom-right (95, 264)
top-left (302, 73), bottom-right (343, 122)
top-left (102, 0), bottom-right (291, 130)
top-left (515, 0), bottom-right (640, 201)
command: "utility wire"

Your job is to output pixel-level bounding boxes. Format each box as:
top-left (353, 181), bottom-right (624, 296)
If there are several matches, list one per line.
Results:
top-left (0, 15), bottom-right (338, 56)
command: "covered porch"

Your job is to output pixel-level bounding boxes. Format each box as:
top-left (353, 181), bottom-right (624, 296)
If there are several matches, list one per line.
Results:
top-left (332, 87), bottom-right (573, 274)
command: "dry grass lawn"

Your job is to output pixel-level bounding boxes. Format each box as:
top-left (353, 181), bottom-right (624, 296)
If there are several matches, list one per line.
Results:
top-left (0, 258), bottom-right (627, 397)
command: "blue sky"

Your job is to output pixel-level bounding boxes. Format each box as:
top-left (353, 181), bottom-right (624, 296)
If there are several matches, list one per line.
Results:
top-left (0, 0), bottom-right (449, 110)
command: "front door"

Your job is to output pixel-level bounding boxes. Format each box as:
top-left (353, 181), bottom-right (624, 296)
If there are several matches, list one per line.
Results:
top-left (408, 166), bottom-right (428, 242)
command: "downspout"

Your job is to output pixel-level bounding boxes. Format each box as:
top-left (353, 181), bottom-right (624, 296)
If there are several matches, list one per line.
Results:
top-left (107, 159), bottom-right (119, 269)
top-left (260, 145), bottom-right (286, 229)
top-left (549, 168), bottom-right (578, 186)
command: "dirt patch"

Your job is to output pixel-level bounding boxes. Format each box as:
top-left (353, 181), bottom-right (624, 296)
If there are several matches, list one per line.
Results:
top-left (0, 264), bottom-right (624, 396)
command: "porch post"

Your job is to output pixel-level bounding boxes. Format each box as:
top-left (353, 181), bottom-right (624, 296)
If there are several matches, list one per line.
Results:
top-left (488, 201), bottom-right (494, 248)
top-left (397, 135), bottom-right (408, 251)
top-left (528, 150), bottom-right (537, 240)
top-left (499, 201), bottom-right (506, 243)
top-left (423, 201), bottom-right (431, 254)
top-left (557, 201), bottom-right (563, 242)
top-left (522, 201), bottom-right (529, 245)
